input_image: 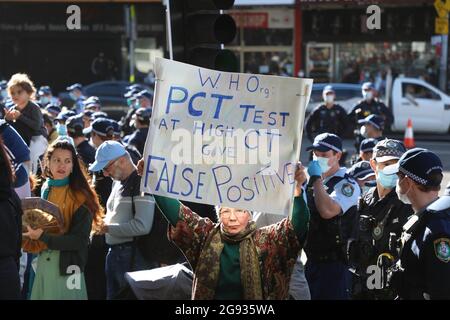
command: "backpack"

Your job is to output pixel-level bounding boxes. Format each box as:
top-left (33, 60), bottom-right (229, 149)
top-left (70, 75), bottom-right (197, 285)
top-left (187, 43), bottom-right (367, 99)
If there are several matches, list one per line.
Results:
top-left (131, 192), bottom-right (185, 266)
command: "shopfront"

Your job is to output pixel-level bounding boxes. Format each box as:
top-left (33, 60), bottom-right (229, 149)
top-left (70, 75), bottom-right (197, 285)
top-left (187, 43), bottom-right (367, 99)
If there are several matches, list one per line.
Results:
top-left (301, 3), bottom-right (439, 88)
top-left (228, 3), bottom-right (295, 76)
top-left (0, 1), bottom-right (165, 93)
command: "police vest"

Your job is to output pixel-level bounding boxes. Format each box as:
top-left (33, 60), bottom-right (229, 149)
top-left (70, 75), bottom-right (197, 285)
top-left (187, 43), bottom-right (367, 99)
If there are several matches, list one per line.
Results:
top-left (305, 174), bottom-right (358, 262)
top-left (396, 201), bottom-right (450, 299)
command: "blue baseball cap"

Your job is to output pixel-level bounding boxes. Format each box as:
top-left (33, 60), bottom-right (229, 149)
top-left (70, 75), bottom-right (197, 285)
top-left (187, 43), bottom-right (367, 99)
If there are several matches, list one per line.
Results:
top-left (89, 140), bottom-right (128, 172)
top-left (83, 118), bottom-right (115, 136)
top-left (45, 104), bottom-right (62, 116)
top-left (109, 119), bottom-right (121, 136)
top-left (124, 88), bottom-right (141, 98)
top-left (347, 161), bottom-right (375, 181)
top-left (0, 80), bottom-right (7, 89)
top-left (362, 82), bottom-right (375, 91)
top-left (66, 114), bottom-right (84, 135)
top-left (323, 85), bottom-right (334, 94)
top-left (66, 83), bottom-right (83, 91)
top-left (55, 110), bottom-right (76, 121)
top-left (134, 107), bottom-right (152, 122)
top-left (38, 86), bottom-right (52, 96)
top-left (306, 133), bottom-right (343, 153)
top-left (358, 114), bottom-right (385, 130)
top-left (384, 148), bottom-right (443, 187)
top-left (90, 111), bottom-right (108, 121)
top-left (359, 138), bottom-right (377, 153)
top-left (136, 90), bottom-right (153, 101)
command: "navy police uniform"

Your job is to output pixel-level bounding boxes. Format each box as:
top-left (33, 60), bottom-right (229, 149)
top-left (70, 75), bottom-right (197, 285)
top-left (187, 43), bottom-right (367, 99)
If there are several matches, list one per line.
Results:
top-left (304, 133), bottom-right (360, 300)
top-left (305, 104), bottom-right (349, 141)
top-left (384, 149), bottom-right (450, 299)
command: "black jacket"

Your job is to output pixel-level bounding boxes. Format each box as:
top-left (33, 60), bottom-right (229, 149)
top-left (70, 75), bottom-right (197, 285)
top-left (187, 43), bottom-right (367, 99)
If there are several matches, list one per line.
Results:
top-left (0, 190), bottom-right (22, 265)
top-left (305, 104), bottom-right (350, 140)
top-left (357, 187), bottom-right (413, 260)
top-left (39, 205), bottom-right (93, 276)
top-left (7, 101), bottom-right (45, 145)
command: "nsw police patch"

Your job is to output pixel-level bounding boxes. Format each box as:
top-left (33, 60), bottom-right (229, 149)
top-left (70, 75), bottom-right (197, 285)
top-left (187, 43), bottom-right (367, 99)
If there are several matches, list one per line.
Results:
top-left (434, 238), bottom-right (450, 263)
top-left (341, 183), bottom-right (354, 197)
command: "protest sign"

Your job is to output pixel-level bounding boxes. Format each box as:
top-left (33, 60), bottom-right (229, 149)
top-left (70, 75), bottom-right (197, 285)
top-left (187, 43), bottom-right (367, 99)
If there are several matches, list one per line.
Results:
top-left (141, 57), bottom-right (312, 215)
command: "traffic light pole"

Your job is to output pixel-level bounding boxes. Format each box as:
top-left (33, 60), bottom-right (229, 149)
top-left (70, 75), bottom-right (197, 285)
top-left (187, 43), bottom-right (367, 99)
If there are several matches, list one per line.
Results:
top-left (165, 0), bottom-right (174, 60)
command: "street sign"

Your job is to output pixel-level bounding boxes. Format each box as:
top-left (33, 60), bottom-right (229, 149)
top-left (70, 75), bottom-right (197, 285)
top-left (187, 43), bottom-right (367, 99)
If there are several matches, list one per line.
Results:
top-left (435, 17), bottom-right (449, 34)
top-left (435, 0), bottom-right (448, 18)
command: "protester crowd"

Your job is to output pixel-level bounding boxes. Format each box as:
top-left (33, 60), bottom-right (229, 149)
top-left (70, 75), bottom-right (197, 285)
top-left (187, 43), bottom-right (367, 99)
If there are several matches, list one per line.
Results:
top-left (0, 73), bottom-right (448, 300)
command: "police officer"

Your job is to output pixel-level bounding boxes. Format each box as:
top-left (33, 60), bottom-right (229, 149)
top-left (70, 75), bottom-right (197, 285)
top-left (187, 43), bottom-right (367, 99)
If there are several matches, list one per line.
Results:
top-left (66, 83), bottom-right (86, 113)
top-left (37, 86), bottom-right (60, 107)
top-left (54, 110), bottom-right (76, 137)
top-left (384, 148), bottom-right (450, 299)
top-left (305, 85), bottom-right (349, 142)
top-left (358, 114), bottom-right (386, 142)
top-left (66, 114), bottom-right (96, 167)
top-left (126, 107), bottom-right (151, 155)
top-left (119, 86), bottom-right (145, 137)
top-left (351, 138), bottom-right (377, 165)
top-left (349, 82), bottom-right (394, 126)
top-left (346, 161), bottom-right (375, 195)
top-left (304, 133), bottom-right (360, 300)
top-left (1, 80), bottom-right (9, 105)
top-left (349, 82), bottom-right (393, 151)
top-left (350, 139), bottom-right (413, 300)
top-left (83, 96), bottom-right (101, 113)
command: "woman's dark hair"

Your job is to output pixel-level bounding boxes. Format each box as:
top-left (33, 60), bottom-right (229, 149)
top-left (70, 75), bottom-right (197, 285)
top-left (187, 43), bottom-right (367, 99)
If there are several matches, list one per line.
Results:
top-left (41, 139), bottom-right (103, 230)
top-left (0, 137), bottom-right (14, 186)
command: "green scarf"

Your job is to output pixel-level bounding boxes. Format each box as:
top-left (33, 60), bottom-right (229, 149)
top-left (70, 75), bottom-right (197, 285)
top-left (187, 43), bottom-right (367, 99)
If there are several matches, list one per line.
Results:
top-left (194, 221), bottom-right (263, 300)
top-left (41, 177), bottom-right (70, 200)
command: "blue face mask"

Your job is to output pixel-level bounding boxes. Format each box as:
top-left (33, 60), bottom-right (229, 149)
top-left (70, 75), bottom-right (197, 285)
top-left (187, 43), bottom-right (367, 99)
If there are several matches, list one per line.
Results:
top-left (1, 89), bottom-right (7, 99)
top-left (56, 123), bottom-right (67, 136)
top-left (377, 170), bottom-right (398, 189)
top-left (69, 92), bottom-right (77, 101)
top-left (40, 96), bottom-right (50, 105)
top-left (313, 155), bottom-right (331, 173)
top-left (361, 185), bottom-right (371, 194)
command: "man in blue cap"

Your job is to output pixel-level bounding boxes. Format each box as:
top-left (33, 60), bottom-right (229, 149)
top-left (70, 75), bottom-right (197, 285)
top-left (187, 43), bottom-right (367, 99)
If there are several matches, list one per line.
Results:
top-left (305, 85), bottom-right (350, 142)
top-left (383, 148), bottom-right (450, 299)
top-left (349, 82), bottom-right (393, 151)
top-left (304, 133), bottom-right (360, 300)
top-left (350, 139), bottom-right (412, 300)
top-left (89, 141), bottom-right (157, 299)
top-left (66, 83), bottom-right (86, 113)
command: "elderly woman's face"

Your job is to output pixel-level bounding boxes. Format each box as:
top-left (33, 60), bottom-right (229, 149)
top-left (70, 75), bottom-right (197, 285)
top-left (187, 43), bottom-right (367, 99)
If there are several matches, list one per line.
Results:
top-left (219, 207), bottom-right (251, 235)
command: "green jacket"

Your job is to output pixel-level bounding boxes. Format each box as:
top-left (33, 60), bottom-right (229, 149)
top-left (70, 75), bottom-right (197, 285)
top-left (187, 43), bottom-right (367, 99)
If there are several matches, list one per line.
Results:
top-left (39, 205), bottom-right (92, 276)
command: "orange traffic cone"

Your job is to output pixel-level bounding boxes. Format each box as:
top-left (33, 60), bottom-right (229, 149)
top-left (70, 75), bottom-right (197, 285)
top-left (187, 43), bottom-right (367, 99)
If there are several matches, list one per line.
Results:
top-left (404, 118), bottom-right (415, 149)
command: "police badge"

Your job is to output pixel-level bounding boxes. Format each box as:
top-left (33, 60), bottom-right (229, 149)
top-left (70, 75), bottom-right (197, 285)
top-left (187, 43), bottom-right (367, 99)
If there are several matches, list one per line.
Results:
top-left (434, 238), bottom-right (450, 263)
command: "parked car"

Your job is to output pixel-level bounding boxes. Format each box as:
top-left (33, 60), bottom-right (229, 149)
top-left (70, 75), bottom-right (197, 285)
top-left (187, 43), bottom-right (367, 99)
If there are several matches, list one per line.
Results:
top-left (307, 83), bottom-right (362, 115)
top-left (58, 81), bottom-right (152, 120)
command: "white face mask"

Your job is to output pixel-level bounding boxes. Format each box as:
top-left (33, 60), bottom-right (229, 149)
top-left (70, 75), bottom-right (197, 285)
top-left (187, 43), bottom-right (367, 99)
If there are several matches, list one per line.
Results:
top-left (324, 94), bottom-right (334, 104)
top-left (363, 91), bottom-right (373, 101)
top-left (360, 126), bottom-right (368, 138)
top-left (313, 154), bottom-right (331, 173)
top-left (396, 178), bottom-right (411, 204)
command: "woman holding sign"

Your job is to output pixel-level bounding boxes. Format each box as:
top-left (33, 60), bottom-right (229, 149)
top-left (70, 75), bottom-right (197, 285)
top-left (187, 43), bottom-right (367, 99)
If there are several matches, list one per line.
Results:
top-left (23, 140), bottom-right (103, 299)
top-left (138, 159), bottom-right (310, 300)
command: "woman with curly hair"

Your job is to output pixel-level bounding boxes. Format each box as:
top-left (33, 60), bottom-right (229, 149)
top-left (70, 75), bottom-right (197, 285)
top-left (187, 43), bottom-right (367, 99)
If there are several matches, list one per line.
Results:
top-left (23, 139), bottom-right (103, 299)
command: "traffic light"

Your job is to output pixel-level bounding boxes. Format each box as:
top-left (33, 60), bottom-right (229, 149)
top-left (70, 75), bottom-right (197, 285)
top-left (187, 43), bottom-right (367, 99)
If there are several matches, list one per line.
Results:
top-left (169, 0), bottom-right (238, 72)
